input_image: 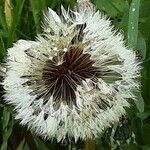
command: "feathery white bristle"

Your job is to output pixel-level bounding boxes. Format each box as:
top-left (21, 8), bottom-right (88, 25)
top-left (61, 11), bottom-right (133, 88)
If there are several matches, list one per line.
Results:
top-left (2, 4), bottom-right (140, 142)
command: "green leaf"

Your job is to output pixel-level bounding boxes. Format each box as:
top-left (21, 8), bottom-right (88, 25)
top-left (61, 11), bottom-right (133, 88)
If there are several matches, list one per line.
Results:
top-left (127, 0), bottom-right (140, 48)
top-left (23, 143), bottom-right (30, 150)
top-left (0, 4), bottom-right (7, 32)
top-left (125, 143), bottom-right (140, 150)
top-left (34, 137), bottom-right (49, 150)
top-left (136, 111), bottom-right (150, 120)
top-left (1, 107), bottom-right (13, 150)
top-left (140, 145), bottom-right (150, 150)
top-left (29, 0), bottom-right (46, 34)
top-left (134, 92), bottom-right (144, 113)
top-left (7, 0), bottom-right (25, 47)
top-left (16, 138), bottom-right (25, 150)
top-left (136, 33), bottom-right (146, 59)
top-left (141, 124), bottom-right (150, 145)
top-left (0, 36), bottom-right (6, 62)
top-left (94, 0), bottom-right (123, 17)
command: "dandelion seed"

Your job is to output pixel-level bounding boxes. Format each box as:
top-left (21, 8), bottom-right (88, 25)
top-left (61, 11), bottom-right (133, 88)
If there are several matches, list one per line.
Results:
top-left (2, 0), bottom-right (140, 142)
top-left (132, 8), bottom-right (136, 12)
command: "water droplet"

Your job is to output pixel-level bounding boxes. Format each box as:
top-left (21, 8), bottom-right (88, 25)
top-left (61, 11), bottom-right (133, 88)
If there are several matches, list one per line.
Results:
top-left (63, 48), bottom-right (67, 52)
top-left (53, 47), bottom-right (57, 51)
top-left (132, 8), bottom-right (136, 12)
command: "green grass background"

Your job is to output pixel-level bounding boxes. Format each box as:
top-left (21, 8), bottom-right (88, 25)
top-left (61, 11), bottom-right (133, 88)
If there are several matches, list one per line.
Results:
top-left (0, 0), bottom-right (150, 149)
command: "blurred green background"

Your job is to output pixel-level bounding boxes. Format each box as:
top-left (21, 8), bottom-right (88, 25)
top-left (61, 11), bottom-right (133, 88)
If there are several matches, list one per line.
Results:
top-left (0, 0), bottom-right (150, 149)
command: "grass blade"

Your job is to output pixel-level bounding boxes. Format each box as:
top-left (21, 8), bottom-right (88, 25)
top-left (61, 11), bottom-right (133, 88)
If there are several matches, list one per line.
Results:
top-left (127, 0), bottom-right (140, 48)
top-left (29, 0), bottom-right (46, 33)
top-left (0, 107), bottom-right (14, 150)
top-left (7, 0), bottom-right (25, 47)
top-left (4, 0), bottom-right (12, 28)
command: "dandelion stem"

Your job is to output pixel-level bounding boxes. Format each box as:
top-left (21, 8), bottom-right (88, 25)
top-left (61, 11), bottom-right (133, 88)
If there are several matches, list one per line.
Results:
top-left (84, 139), bottom-right (96, 150)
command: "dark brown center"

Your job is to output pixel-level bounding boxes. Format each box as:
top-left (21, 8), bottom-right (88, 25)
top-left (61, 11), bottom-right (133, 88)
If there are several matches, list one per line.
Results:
top-left (42, 44), bottom-right (101, 109)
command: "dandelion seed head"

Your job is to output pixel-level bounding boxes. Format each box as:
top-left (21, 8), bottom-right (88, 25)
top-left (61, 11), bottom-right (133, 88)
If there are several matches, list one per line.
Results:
top-left (2, 1), bottom-right (140, 142)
